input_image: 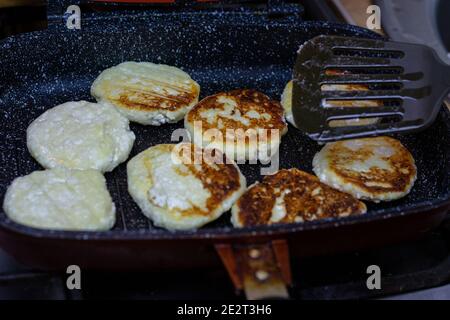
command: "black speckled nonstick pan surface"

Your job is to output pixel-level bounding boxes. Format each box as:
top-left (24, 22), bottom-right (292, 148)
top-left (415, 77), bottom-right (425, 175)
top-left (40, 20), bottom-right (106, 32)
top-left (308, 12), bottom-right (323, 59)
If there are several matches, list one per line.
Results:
top-left (0, 9), bottom-right (449, 246)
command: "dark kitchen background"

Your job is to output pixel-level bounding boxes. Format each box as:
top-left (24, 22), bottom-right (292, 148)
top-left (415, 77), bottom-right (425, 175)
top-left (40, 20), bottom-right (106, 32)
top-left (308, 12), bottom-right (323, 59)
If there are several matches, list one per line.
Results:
top-left (0, 0), bottom-right (386, 41)
top-left (0, 0), bottom-right (449, 300)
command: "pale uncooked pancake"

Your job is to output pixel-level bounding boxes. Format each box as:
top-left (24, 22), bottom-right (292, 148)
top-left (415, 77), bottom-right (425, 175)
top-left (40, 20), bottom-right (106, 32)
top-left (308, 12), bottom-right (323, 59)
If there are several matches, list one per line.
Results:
top-left (91, 61), bottom-right (200, 125)
top-left (127, 143), bottom-right (246, 230)
top-left (313, 136), bottom-right (417, 202)
top-left (3, 168), bottom-right (116, 231)
top-left (27, 100), bottom-right (135, 173)
top-left (185, 89), bottom-right (287, 162)
top-left (231, 168), bottom-right (366, 227)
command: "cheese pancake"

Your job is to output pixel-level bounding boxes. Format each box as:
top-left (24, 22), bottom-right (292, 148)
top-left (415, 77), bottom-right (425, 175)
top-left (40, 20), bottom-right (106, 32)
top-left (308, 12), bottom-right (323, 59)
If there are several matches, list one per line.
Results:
top-left (27, 101), bottom-right (135, 173)
top-left (185, 89), bottom-right (288, 162)
top-left (91, 62), bottom-right (200, 125)
top-left (127, 143), bottom-right (246, 230)
top-left (3, 168), bottom-right (115, 231)
top-left (313, 137), bottom-right (417, 202)
top-left (280, 80), bottom-right (296, 125)
top-left (231, 168), bottom-right (366, 227)
top-left (281, 76), bottom-right (382, 127)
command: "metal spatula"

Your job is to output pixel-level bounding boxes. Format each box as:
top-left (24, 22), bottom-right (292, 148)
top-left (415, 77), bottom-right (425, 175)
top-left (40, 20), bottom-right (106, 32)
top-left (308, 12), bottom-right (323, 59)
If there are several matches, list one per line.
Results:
top-left (292, 35), bottom-right (450, 142)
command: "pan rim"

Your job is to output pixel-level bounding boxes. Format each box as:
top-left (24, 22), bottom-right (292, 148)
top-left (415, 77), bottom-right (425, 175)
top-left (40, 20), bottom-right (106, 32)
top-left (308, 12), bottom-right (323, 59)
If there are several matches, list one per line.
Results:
top-left (1, 194), bottom-right (449, 241)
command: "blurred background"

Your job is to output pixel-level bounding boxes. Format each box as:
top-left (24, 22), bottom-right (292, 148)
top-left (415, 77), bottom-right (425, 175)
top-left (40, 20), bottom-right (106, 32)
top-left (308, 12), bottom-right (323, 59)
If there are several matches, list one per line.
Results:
top-left (1, 0), bottom-right (448, 64)
top-left (0, 1), bottom-right (385, 40)
top-left (0, 0), bottom-right (448, 65)
top-left (0, 0), bottom-right (46, 39)
top-left (0, 1), bottom-right (375, 39)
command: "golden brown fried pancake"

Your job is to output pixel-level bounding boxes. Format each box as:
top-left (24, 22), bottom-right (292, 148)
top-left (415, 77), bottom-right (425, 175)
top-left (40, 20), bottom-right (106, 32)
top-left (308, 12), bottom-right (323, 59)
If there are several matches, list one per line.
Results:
top-left (185, 89), bottom-right (287, 162)
top-left (91, 62), bottom-right (200, 125)
top-left (231, 168), bottom-right (366, 227)
top-left (127, 143), bottom-right (246, 230)
top-left (313, 137), bottom-right (417, 202)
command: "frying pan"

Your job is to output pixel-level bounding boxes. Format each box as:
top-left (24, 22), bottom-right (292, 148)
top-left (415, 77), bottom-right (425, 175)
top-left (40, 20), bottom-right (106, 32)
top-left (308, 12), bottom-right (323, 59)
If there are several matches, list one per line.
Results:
top-left (0, 0), bottom-right (449, 297)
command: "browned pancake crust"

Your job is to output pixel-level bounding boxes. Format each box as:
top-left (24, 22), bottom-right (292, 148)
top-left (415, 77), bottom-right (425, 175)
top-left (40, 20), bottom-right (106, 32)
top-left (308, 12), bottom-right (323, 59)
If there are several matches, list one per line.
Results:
top-left (171, 144), bottom-right (242, 217)
top-left (235, 169), bottom-right (366, 226)
top-left (114, 83), bottom-right (199, 111)
top-left (186, 89), bottom-right (287, 136)
top-left (326, 137), bottom-right (416, 195)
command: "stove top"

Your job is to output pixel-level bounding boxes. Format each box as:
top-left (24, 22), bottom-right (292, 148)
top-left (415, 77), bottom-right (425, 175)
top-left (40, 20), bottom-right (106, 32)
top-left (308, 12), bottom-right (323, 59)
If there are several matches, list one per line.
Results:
top-left (1, 218), bottom-right (449, 300)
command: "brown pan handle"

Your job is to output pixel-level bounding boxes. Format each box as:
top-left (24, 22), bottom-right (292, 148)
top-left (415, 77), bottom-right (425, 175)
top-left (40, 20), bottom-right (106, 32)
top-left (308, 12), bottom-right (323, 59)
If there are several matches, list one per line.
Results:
top-left (215, 239), bottom-right (292, 300)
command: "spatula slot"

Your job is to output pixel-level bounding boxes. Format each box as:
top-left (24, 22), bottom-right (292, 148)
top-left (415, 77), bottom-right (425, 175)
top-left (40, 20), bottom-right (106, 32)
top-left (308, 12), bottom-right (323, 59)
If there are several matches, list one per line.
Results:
top-left (321, 120), bottom-right (408, 141)
top-left (377, 114), bottom-right (404, 125)
top-left (332, 47), bottom-right (404, 59)
top-left (322, 90), bottom-right (406, 100)
top-left (321, 82), bottom-right (403, 91)
top-left (326, 113), bottom-right (402, 128)
top-left (325, 67), bottom-right (404, 75)
top-left (327, 117), bottom-right (378, 127)
top-left (327, 112), bottom-right (395, 128)
top-left (324, 105), bottom-right (403, 119)
top-left (324, 98), bottom-right (401, 108)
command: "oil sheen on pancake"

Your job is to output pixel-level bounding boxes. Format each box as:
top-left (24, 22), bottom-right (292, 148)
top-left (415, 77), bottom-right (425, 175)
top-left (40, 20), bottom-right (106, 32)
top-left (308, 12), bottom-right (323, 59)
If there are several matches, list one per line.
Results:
top-left (313, 136), bottom-right (417, 202)
top-left (231, 168), bottom-right (366, 227)
top-left (127, 143), bottom-right (246, 230)
top-left (185, 89), bottom-right (288, 162)
top-left (91, 61), bottom-right (200, 125)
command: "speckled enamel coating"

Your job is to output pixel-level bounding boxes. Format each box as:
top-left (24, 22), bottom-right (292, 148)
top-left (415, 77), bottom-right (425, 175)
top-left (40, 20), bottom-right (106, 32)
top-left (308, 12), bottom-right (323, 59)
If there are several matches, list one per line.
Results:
top-left (0, 5), bottom-right (449, 239)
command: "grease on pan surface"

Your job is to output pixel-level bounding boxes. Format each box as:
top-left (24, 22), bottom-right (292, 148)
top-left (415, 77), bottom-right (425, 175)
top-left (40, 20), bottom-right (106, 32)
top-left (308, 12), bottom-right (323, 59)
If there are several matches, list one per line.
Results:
top-left (91, 61), bottom-right (200, 125)
top-left (127, 143), bottom-right (246, 230)
top-left (231, 168), bottom-right (366, 227)
top-left (3, 168), bottom-right (116, 231)
top-left (185, 89), bottom-right (288, 162)
top-left (27, 101), bottom-right (135, 173)
top-left (313, 137), bottom-right (417, 202)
